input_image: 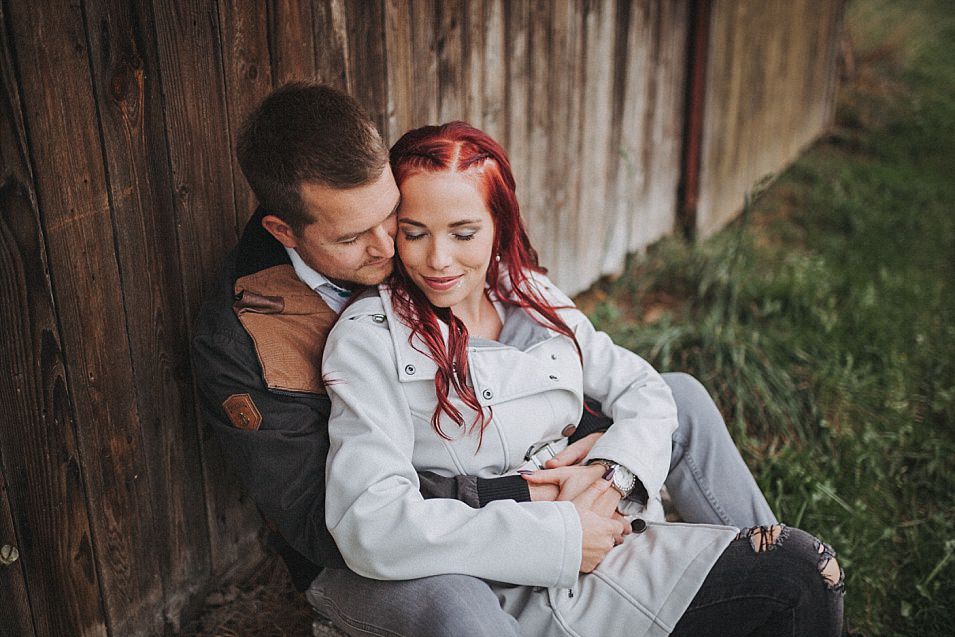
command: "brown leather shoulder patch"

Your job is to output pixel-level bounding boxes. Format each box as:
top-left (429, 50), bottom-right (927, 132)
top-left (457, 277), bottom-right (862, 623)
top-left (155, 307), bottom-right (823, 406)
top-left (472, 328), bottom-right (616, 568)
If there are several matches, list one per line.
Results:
top-left (233, 264), bottom-right (337, 395)
top-left (223, 393), bottom-right (263, 430)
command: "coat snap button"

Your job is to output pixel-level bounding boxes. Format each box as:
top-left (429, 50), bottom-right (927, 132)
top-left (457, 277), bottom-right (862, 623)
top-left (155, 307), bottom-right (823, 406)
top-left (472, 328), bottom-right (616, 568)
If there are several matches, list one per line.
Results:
top-left (551, 353), bottom-right (558, 360)
top-left (561, 424), bottom-right (577, 437)
top-left (482, 389), bottom-right (493, 400)
top-left (372, 314), bottom-right (386, 323)
top-left (404, 364), bottom-right (416, 375)
top-left (631, 518), bottom-right (648, 534)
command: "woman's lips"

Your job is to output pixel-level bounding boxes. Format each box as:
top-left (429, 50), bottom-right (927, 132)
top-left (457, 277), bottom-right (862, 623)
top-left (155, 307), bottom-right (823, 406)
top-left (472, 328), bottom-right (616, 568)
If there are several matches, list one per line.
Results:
top-left (422, 275), bottom-right (463, 291)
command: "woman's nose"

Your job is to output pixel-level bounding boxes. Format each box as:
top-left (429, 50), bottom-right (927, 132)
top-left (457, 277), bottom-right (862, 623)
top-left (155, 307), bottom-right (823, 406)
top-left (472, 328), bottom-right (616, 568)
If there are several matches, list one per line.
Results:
top-left (427, 240), bottom-right (452, 270)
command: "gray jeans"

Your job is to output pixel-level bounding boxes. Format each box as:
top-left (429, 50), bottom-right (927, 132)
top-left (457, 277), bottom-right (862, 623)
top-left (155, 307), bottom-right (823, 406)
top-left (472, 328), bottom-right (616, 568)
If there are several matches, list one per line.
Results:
top-left (307, 372), bottom-right (776, 636)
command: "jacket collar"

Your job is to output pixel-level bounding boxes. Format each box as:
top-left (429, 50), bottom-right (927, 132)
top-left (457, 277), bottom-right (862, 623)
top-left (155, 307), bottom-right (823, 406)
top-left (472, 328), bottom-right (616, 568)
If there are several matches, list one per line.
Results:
top-left (376, 282), bottom-right (558, 385)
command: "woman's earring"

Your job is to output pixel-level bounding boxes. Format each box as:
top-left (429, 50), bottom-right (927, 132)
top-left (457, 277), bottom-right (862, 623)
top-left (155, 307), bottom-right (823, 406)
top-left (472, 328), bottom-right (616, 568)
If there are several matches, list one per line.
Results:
top-left (495, 254), bottom-right (502, 262)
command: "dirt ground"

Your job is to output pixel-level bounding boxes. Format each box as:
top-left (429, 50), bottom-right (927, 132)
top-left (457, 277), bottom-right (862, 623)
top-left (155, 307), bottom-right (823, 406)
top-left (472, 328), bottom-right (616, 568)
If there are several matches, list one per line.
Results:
top-left (181, 553), bottom-right (342, 637)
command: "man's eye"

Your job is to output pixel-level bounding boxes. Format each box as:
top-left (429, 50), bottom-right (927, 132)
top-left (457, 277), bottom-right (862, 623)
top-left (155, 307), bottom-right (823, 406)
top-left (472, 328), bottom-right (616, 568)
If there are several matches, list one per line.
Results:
top-left (339, 237), bottom-right (359, 245)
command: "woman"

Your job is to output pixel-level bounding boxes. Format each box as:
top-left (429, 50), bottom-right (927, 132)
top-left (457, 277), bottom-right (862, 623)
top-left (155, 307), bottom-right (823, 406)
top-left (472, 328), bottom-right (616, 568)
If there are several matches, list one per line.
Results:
top-left (322, 122), bottom-right (846, 636)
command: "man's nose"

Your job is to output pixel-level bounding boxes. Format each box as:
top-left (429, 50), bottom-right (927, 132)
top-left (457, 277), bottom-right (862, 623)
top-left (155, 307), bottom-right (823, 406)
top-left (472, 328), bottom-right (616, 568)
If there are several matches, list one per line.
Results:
top-left (368, 224), bottom-right (395, 258)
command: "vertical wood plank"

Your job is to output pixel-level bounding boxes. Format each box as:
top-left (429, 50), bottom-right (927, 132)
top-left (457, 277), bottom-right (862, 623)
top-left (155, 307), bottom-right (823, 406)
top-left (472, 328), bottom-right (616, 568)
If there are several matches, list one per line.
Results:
top-left (218, 0), bottom-right (274, 225)
top-left (545, 0), bottom-right (585, 287)
top-left (409, 0), bottom-right (438, 128)
top-left (435, 0), bottom-right (465, 122)
top-left (4, 0), bottom-right (162, 631)
top-left (523, 0), bottom-right (552, 263)
top-left (504, 1), bottom-right (530, 224)
top-left (82, 1), bottom-right (215, 629)
top-left (384, 0), bottom-right (414, 143)
top-left (0, 463), bottom-right (35, 637)
top-left (480, 0), bottom-right (506, 141)
top-left (344, 0), bottom-right (389, 139)
top-left (572, 0), bottom-right (616, 293)
top-left (313, 0), bottom-right (350, 91)
top-left (269, 0), bottom-right (316, 85)
top-left (465, 0), bottom-right (485, 126)
top-left (635, 0), bottom-right (687, 248)
top-left (150, 0), bottom-right (263, 581)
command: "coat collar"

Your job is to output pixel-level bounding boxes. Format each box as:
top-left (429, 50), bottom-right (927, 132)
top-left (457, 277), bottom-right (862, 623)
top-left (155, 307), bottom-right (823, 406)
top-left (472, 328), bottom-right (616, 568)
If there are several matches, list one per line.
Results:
top-left (375, 283), bottom-right (559, 386)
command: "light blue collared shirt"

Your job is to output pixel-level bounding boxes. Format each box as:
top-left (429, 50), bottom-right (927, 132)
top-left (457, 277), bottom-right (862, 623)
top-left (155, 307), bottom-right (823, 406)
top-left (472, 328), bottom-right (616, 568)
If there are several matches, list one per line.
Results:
top-left (284, 247), bottom-right (354, 314)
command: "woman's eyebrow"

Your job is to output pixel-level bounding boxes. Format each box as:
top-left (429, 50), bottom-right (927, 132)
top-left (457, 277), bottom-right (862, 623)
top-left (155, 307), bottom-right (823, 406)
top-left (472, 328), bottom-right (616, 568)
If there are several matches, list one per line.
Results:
top-left (398, 218), bottom-right (483, 227)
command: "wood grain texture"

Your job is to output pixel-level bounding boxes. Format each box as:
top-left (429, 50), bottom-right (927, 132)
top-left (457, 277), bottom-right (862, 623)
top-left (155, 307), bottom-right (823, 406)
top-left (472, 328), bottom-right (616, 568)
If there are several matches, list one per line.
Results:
top-left (5, 0), bottom-right (163, 632)
top-left (82, 0), bottom-right (213, 629)
top-left (696, 0), bottom-right (847, 236)
top-left (269, 0), bottom-right (316, 85)
top-left (344, 0), bottom-right (389, 139)
top-left (312, 0), bottom-right (350, 90)
top-left (218, 0), bottom-right (274, 227)
top-left (384, 0), bottom-right (414, 143)
top-left (0, 464), bottom-right (35, 637)
top-left (149, 0), bottom-right (263, 583)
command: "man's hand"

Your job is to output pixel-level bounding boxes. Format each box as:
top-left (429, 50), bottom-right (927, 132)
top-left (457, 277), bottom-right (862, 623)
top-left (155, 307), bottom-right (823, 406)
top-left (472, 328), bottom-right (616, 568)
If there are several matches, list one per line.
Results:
top-left (524, 464), bottom-right (630, 542)
top-left (543, 432), bottom-right (603, 468)
top-left (572, 475), bottom-right (629, 572)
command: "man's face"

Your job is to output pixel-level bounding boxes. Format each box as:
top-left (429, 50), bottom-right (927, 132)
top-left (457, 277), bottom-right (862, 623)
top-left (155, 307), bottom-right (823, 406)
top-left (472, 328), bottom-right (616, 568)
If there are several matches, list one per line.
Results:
top-left (263, 167), bottom-right (400, 287)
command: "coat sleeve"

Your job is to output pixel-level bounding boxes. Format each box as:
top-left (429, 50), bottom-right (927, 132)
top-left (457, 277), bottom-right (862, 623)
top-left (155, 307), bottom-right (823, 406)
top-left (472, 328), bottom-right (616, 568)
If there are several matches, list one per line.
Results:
top-left (322, 317), bottom-right (583, 586)
top-left (536, 275), bottom-right (677, 501)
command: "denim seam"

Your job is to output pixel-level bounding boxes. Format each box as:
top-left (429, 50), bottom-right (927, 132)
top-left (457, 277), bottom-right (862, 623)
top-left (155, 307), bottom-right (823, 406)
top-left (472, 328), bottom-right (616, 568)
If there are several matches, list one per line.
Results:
top-left (310, 591), bottom-right (405, 637)
top-left (680, 447), bottom-right (733, 525)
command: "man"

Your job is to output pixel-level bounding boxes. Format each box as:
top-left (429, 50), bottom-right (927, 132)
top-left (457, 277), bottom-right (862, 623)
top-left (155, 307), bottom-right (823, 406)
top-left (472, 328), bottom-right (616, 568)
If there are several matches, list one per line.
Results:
top-left (192, 82), bottom-right (776, 636)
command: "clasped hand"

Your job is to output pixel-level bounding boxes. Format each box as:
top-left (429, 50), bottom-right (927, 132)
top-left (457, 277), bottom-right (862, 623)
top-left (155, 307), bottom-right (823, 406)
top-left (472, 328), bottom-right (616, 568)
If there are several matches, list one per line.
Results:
top-left (521, 433), bottom-right (630, 572)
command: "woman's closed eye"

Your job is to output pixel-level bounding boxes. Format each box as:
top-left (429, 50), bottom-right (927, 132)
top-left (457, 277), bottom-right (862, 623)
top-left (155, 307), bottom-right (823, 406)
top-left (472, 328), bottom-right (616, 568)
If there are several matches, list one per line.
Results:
top-left (402, 230), bottom-right (478, 241)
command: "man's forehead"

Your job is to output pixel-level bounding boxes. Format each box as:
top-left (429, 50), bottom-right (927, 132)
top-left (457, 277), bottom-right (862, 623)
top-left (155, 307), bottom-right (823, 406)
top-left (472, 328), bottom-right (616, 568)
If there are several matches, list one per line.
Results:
top-left (300, 170), bottom-right (399, 235)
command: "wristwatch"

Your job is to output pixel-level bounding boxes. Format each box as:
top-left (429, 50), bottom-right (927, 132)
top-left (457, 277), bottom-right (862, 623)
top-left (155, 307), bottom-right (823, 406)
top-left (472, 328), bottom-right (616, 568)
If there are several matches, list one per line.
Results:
top-left (587, 459), bottom-right (636, 498)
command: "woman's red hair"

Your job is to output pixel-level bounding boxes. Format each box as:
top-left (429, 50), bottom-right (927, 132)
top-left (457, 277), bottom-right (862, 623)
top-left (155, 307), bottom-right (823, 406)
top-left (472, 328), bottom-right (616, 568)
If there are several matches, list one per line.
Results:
top-left (388, 121), bottom-right (582, 441)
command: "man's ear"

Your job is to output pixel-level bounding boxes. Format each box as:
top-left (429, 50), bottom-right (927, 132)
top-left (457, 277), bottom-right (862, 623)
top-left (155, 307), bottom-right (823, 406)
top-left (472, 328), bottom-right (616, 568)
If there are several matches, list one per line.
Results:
top-left (261, 214), bottom-right (298, 248)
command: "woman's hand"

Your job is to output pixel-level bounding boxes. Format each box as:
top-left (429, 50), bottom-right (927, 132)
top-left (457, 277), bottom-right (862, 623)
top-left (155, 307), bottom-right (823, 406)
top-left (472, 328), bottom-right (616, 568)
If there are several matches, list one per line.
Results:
top-left (571, 476), bottom-right (630, 572)
top-left (543, 432), bottom-right (603, 468)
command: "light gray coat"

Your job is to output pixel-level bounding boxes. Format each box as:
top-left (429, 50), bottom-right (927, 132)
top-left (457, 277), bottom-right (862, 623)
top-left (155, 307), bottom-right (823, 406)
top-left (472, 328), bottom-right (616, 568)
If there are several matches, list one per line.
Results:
top-left (323, 273), bottom-right (737, 636)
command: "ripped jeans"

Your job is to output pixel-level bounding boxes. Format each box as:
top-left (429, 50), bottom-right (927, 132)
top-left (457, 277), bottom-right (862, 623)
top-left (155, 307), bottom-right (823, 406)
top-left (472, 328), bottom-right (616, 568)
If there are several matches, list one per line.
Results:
top-left (670, 524), bottom-right (846, 637)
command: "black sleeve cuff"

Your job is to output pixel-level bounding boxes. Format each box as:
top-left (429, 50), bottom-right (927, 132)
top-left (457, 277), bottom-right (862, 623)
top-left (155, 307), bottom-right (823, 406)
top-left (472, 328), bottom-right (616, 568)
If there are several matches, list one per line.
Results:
top-left (569, 397), bottom-right (613, 443)
top-left (477, 475), bottom-right (531, 506)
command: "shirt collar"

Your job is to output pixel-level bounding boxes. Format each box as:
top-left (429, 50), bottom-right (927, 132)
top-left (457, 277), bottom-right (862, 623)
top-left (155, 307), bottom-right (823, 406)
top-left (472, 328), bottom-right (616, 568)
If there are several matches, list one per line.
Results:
top-left (284, 247), bottom-right (353, 298)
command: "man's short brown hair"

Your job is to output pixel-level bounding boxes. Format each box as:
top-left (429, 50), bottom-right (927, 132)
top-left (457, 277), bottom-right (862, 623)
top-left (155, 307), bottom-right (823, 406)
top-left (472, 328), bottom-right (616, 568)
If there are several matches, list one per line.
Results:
top-left (237, 82), bottom-right (388, 230)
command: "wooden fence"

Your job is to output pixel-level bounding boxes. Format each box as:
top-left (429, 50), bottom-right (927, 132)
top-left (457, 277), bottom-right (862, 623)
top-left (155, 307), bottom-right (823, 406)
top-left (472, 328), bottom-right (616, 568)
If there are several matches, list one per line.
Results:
top-left (0, 1), bottom-right (844, 635)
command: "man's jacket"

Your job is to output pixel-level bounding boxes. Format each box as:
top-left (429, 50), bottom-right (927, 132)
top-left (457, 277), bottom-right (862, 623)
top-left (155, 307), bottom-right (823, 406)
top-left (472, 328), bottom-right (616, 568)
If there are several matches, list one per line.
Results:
top-left (191, 209), bottom-right (611, 589)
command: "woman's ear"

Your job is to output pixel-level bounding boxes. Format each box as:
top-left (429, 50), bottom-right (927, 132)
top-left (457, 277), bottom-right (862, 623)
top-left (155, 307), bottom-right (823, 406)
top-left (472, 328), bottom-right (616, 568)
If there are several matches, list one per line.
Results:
top-left (261, 214), bottom-right (298, 248)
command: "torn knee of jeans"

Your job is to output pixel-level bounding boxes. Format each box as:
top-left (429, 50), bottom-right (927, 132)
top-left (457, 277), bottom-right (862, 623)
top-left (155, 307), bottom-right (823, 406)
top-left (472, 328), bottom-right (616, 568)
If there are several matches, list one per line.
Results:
top-left (736, 524), bottom-right (789, 553)
top-left (815, 539), bottom-right (846, 593)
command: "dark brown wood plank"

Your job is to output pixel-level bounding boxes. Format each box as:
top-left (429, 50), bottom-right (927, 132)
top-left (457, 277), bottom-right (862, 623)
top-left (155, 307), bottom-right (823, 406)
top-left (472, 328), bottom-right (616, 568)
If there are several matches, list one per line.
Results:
top-left (269, 0), bottom-right (316, 86)
top-left (5, 0), bottom-right (166, 632)
top-left (435, 0), bottom-right (465, 122)
top-left (504, 0), bottom-right (530, 205)
top-left (384, 0), bottom-right (414, 143)
top-left (217, 0), bottom-right (274, 225)
top-left (409, 0), bottom-right (438, 128)
top-left (0, 457), bottom-right (35, 637)
top-left (149, 0), bottom-right (263, 581)
top-left (313, 0), bottom-right (350, 91)
top-left (343, 0), bottom-right (389, 139)
top-left (82, 1), bottom-right (215, 630)
top-left (464, 0), bottom-right (485, 126)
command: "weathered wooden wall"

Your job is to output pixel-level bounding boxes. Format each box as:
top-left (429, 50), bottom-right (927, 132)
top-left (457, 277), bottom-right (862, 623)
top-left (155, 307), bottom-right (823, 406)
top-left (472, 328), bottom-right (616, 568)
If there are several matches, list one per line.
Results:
top-left (0, 1), bottom-right (843, 635)
top-left (693, 0), bottom-right (847, 236)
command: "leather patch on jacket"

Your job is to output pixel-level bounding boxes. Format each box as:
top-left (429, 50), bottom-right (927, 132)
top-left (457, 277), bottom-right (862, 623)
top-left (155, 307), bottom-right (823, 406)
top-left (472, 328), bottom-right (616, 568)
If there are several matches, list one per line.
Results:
top-left (223, 393), bottom-right (262, 430)
top-left (233, 264), bottom-right (337, 395)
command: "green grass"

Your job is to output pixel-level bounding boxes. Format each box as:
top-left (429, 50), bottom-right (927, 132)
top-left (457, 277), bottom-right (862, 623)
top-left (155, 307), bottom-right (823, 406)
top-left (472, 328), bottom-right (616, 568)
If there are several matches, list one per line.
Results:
top-left (584, 1), bottom-right (955, 634)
